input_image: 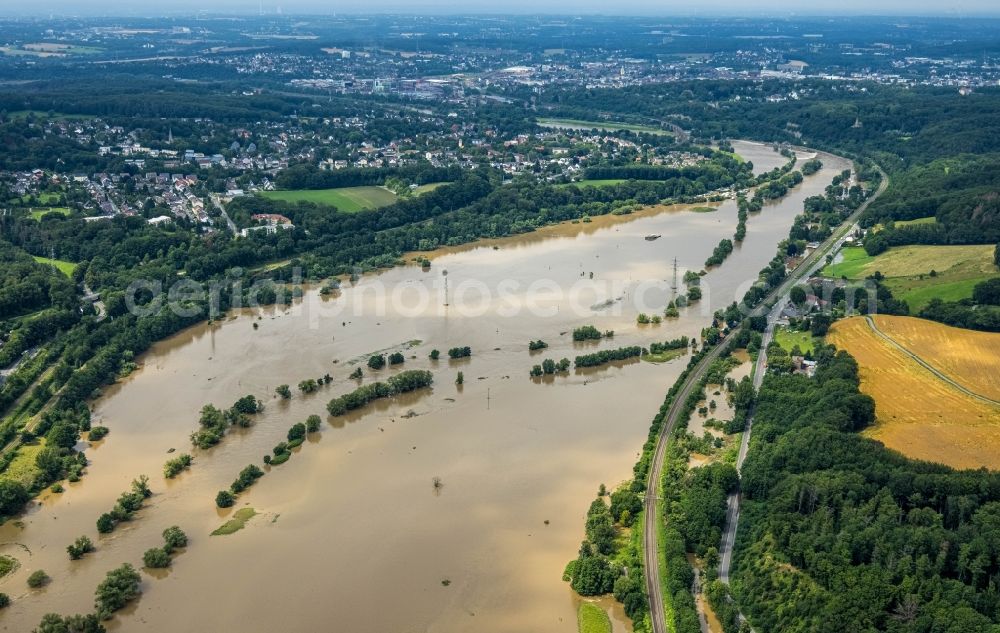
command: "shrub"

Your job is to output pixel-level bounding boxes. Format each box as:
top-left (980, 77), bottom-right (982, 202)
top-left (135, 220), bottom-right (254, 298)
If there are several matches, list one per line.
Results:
top-left (163, 453), bottom-right (193, 479)
top-left (143, 547), bottom-right (171, 569)
top-left (349, 367), bottom-right (363, 379)
top-left (306, 415), bottom-right (322, 433)
top-left (229, 464), bottom-right (264, 494)
top-left (447, 346), bottom-right (471, 359)
top-left (96, 513), bottom-right (115, 533)
top-left (572, 325), bottom-right (603, 341)
top-left (33, 613), bottom-right (104, 631)
top-left (67, 536), bottom-right (95, 560)
top-left (215, 490), bottom-right (235, 508)
top-left (367, 354), bottom-right (386, 370)
top-left (27, 570), bottom-right (49, 588)
top-left (95, 563), bottom-right (141, 619)
top-left (275, 385), bottom-right (292, 399)
top-left (88, 426), bottom-right (109, 441)
top-left (388, 352), bottom-right (405, 365)
top-left (287, 423), bottom-right (306, 442)
top-left (162, 526), bottom-right (187, 550)
top-left (429, 349), bottom-right (440, 360)
top-left (0, 593), bottom-right (8, 609)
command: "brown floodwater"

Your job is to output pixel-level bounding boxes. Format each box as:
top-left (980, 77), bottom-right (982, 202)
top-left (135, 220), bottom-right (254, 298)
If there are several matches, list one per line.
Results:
top-left (0, 143), bottom-right (848, 632)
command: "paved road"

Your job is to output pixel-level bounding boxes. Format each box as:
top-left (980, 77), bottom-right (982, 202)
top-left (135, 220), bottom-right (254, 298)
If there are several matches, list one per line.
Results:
top-left (863, 315), bottom-right (1000, 407)
top-left (715, 165), bottom-right (888, 605)
top-left (210, 194), bottom-right (239, 234)
top-left (644, 164), bottom-right (888, 633)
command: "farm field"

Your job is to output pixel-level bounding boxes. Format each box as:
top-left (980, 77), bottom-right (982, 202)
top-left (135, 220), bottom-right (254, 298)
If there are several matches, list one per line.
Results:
top-left (822, 244), bottom-right (999, 310)
top-left (829, 316), bottom-right (1000, 470)
top-left (869, 315), bottom-right (1000, 401)
top-left (536, 117), bottom-right (672, 136)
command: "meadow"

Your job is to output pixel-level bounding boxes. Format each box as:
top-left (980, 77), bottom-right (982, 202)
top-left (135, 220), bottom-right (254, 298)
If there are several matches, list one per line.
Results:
top-left (829, 316), bottom-right (1000, 470)
top-left (822, 244), bottom-right (999, 310)
top-left (261, 186), bottom-right (398, 212)
top-left (32, 256), bottom-right (76, 276)
top-left (536, 117), bottom-right (672, 136)
top-left (772, 326), bottom-right (817, 354)
top-left (261, 182), bottom-right (447, 213)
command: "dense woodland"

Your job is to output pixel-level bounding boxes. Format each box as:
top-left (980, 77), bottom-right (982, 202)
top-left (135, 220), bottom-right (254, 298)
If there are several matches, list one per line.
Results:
top-left (726, 349), bottom-right (1000, 633)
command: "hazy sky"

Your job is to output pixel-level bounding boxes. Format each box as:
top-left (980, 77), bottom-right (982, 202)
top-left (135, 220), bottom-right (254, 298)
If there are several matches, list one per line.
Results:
top-left (4, 0), bottom-right (1000, 17)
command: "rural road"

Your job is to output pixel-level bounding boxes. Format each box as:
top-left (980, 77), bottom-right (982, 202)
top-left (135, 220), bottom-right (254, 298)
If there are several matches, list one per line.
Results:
top-left (210, 194), bottom-right (239, 235)
top-left (643, 162), bottom-right (888, 633)
top-left (862, 316), bottom-right (1000, 407)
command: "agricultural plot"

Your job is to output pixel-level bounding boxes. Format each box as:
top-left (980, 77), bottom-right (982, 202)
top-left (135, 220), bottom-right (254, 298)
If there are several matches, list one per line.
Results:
top-left (822, 244), bottom-right (1000, 310)
top-left (869, 315), bottom-right (1000, 401)
top-left (829, 316), bottom-right (1000, 470)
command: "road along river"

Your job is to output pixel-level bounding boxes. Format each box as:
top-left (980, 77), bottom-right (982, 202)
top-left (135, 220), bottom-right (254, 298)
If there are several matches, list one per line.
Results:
top-left (0, 142), bottom-right (848, 632)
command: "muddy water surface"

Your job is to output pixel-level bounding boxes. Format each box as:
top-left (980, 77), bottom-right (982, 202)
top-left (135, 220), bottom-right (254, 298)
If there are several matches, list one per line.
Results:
top-left (0, 143), bottom-right (847, 632)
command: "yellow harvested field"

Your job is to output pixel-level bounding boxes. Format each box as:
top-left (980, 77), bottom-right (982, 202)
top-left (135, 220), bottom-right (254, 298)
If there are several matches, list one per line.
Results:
top-left (870, 315), bottom-right (1000, 401)
top-left (829, 316), bottom-right (1000, 470)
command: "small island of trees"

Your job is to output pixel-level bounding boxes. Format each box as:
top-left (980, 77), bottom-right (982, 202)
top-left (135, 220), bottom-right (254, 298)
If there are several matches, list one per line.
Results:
top-left (572, 325), bottom-right (613, 341)
top-left (574, 346), bottom-right (643, 368)
top-left (327, 370), bottom-right (434, 416)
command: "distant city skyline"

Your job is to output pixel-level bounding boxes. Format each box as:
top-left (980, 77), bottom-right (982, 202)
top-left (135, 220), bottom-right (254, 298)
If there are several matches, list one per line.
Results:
top-left (3, 0), bottom-right (1000, 17)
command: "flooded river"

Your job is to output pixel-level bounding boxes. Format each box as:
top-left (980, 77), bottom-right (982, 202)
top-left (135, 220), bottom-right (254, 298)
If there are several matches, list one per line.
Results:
top-left (0, 143), bottom-right (848, 632)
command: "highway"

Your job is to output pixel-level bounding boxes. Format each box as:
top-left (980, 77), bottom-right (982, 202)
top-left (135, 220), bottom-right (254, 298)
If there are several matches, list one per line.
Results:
top-left (644, 164), bottom-right (888, 633)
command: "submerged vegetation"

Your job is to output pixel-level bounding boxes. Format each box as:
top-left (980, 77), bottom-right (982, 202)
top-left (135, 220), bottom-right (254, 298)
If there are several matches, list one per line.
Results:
top-left (212, 507), bottom-right (257, 536)
top-left (190, 395), bottom-right (263, 450)
top-left (326, 370), bottom-right (433, 416)
top-left (96, 475), bottom-right (151, 534)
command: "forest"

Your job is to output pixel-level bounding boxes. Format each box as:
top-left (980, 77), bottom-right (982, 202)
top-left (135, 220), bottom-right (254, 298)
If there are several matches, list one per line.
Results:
top-left (726, 348), bottom-right (1000, 633)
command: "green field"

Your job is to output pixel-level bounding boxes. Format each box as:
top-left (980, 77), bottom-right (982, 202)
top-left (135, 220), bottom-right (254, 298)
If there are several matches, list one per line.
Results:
top-left (33, 256), bottom-right (76, 276)
top-left (30, 207), bottom-right (70, 220)
top-left (0, 44), bottom-right (102, 57)
top-left (211, 507), bottom-right (257, 536)
top-left (894, 216), bottom-right (937, 228)
top-left (1, 441), bottom-right (45, 487)
top-left (7, 110), bottom-right (88, 121)
top-left (822, 245), bottom-right (1000, 311)
top-left (262, 182), bottom-right (448, 213)
top-left (821, 246), bottom-right (872, 279)
top-left (412, 182), bottom-right (447, 195)
top-left (577, 603), bottom-right (612, 633)
top-left (773, 326), bottom-right (817, 354)
top-left (558, 179), bottom-right (629, 188)
top-left (262, 186), bottom-right (398, 212)
top-left (537, 117), bottom-right (672, 136)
